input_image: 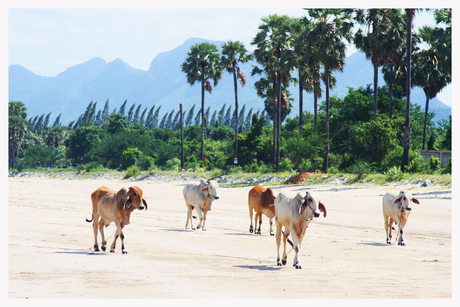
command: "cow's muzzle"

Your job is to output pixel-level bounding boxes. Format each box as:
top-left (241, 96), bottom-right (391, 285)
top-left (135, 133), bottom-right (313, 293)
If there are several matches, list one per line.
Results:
top-left (139, 206), bottom-right (145, 210)
top-left (313, 212), bottom-right (320, 218)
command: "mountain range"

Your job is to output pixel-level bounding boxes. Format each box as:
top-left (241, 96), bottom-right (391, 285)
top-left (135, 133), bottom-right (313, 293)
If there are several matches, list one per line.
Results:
top-left (9, 37), bottom-right (451, 126)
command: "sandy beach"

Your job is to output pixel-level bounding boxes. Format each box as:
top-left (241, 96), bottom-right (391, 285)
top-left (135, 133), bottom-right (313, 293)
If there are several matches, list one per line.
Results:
top-left (8, 176), bottom-right (452, 299)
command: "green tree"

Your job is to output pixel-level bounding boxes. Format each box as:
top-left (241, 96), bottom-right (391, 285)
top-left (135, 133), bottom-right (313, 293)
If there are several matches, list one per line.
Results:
top-left (181, 42), bottom-right (223, 160)
top-left (413, 25), bottom-right (451, 150)
top-left (221, 40), bottom-right (252, 164)
top-left (304, 9), bottom-right (353, 173)
top-left (9, 101), bottom-right (28, 169)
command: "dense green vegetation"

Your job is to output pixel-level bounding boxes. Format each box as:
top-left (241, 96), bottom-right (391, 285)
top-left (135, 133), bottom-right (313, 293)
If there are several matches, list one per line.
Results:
top-left (8, 9), bottom-right (451, 177)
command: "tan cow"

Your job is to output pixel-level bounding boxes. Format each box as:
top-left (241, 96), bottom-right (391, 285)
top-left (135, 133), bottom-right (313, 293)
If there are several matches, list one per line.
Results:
top-left (275, 191), bottom-right (326, 269)
top-left (248, 185), bottom-right (276, 235)
top-left (382, 191), bottom-right (420, 246)
top-left (86, 186), bottom-right (147, 253)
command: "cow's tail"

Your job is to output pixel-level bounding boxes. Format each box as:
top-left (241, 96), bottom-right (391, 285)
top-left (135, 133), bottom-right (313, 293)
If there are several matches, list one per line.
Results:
top-left (86, 217), bottom-right (93, 223)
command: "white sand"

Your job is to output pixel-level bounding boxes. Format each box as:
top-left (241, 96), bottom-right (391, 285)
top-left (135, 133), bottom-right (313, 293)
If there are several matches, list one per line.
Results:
top-left (8, 177), bottom-right (452, 299)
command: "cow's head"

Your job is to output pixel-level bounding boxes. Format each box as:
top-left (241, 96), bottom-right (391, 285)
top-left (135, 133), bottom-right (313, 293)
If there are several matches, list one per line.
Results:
top-left (394, 191), bottom-right (419, 212)
top-left (124, 186), bottom-right (148, 211)
top-left (298, 191), bottom-right (327, 218)
top-left (201, 180), bottom-right (220, 200)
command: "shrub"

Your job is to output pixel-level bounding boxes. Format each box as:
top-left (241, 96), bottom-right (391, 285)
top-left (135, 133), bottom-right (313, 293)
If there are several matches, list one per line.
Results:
top-left (384, 166), bottom-right (403, 182)
top-left (164, 157), bottom-right (181, 171)
top-left (279, 157), bottom-right (294, 172)
top-left (442, 157), bottom-right (452, 174)
top-left (121, 147), bottom-right (142, 170)
top-left (124, 165), bottom-right (140, 179)
top-left (138, 155), bottom-right (155, 170)
top-left (430, 156), bottom-right (440, 171)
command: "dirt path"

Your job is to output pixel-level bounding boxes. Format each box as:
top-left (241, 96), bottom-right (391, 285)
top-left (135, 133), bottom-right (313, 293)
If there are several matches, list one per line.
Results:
top-left (8, 177), bottom-right (452, 299)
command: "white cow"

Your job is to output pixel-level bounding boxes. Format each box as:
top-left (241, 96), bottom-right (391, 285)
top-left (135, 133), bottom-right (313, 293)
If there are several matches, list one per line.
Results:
top-left (274, 191), bottom-right (327, 269)
top-left (183, 179), bottom-right (219, 231)
top-left (382, 191), bottom-right (420, 246)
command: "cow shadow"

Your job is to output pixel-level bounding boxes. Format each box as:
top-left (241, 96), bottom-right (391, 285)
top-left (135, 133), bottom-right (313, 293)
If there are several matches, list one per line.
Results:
top-left (158, 228), bottom-right (195, 233)
top-left (55, 250), bottom-right (108, 256)
top-left (233, 264), bottom-right (281, 271)
top-left (357, 242), bottom-right (389, 247)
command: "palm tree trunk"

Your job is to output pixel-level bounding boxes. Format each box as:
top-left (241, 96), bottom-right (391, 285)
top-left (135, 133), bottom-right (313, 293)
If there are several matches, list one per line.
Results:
top-left (389, 65), bottom-right (394, 119)
top-left (276, 70), bottom-right (282, 172)
top-left (299, 73), bottom-right (303, 137)
top-left (180, 103), bottom-right (184, 170)
top-left (373, 65), bottom-right (378, 120)
top-left (272, 80), bottom-right (277, 165)
top-left (402, 14), bottom-right (412, 171)
top-left (232, 65), bottom-right (239, 164)
top-left (422, 95), bottom-right (430, 150)
top-left (200, 73), bottom-right (205, 161)
top-left (322, 65), bottom-right (330, 174)
top-left (314, 93), bottom-right (318, 134)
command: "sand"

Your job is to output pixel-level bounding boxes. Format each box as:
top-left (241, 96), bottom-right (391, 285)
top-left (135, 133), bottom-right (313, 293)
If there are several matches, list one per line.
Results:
top-left (8, 177), bottom-right (452, 299)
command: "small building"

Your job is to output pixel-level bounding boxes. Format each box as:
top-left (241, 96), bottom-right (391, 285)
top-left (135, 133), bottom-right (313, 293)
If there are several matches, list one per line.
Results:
top-left (419, 150), bottom-right (452, 167)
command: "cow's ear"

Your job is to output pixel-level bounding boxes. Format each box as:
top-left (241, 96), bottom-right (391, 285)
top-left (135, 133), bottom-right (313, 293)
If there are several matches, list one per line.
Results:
top-left (319, 202), bottom-right (327, 218)
top-left (394, 197), bottom-right (402, 205)
top-left (299, 200), bottom-right (308, 215)
top-left (124, 198), bottom-right (132, 211)
top-left (412, 198), bottom-right (420, 204)
top-left (142, 198), bottom-right (148, 210)
top-left (201, 187), bottom-right (208, 192)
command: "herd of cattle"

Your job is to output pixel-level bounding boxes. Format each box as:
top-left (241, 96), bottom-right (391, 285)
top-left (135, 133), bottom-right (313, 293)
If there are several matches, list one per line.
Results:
top-left (86, 179), bottom-right (420, 269)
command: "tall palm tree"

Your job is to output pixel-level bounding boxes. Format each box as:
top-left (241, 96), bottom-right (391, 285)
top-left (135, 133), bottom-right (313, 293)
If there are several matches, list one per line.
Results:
top-left (413, 25), bottom-right (451, 150)
top-left (401, 8), bottom-right (417, 172)
top-left (181, 42), bottom-right (223, 160)
top-left (9, 101), bottom-right (28, 169)
top-left (305, 9), bottom-right (353, 173)
top-left (251, 14), bottom-right (297, 171)
top-left (221, 41), bottom-right (252, 165)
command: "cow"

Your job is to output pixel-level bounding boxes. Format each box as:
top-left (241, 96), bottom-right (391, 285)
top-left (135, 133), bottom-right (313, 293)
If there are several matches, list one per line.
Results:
top-left (183, 179), bottom-right (219, 231)
top-left (248, 185), bottom-right (276, 235)
top-left (86, 186), bottom-right (147, 254)
top-left (274, 191), bottom-right (327, 269)
top-left (382, 191), bottom-right (420, 246)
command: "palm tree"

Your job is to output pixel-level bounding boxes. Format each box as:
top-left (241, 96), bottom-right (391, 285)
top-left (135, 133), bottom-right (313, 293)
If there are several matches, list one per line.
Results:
top-left (354, 9), bottom-right (400, 120)
top-left (181, 42), bottom-right (223, 160)
top-left (304, 9), bottom-right (353, 173)
top-left (251, 14), bottom-right (297, 171)
top-left (9, 101), bottom-right (28, 169)
top-left (413, 25), bottom-right (451, 150)
top-left (221, 41), bottom-right (252, 165)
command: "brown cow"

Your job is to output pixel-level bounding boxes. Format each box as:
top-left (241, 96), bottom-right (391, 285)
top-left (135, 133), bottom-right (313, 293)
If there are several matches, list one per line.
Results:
top-left (248, 185), bottom-right (276, 235)
top-left (86, 186), bottom-right (147, 254)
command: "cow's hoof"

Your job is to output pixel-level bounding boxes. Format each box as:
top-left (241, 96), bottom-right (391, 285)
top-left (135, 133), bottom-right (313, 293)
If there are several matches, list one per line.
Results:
top-left (277, 260), bottom-right (282, 266)
top-left (249, 228), bottom-right (253, 233)
top-left (122, 250), bottom-right (128, 254)
top-left (398, 242), bottom-right (405, 246)
top-left (202, 228), bottom-right (206, 231)
top-left (110, 249), bottom-right (115, 253)
top-left (94, 245), bottom-right (99, 252)
top-left (282, 259), bottom-right (287, 266)
top-left (386, 240), bottom-right (391, 245)
top-left (101, 246), bottom-right (106, 252)
top-left (295, 264), bottom-right (302, 269)
top-left (270, 232), bottom-right (274, 236)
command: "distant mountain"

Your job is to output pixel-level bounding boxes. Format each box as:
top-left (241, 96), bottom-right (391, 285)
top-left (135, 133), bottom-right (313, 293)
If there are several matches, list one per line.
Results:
top-left (9, 37), bottom-right (451, 126)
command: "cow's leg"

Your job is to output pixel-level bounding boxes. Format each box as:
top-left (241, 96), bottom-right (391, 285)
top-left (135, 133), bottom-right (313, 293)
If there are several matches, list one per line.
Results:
top-left (269, 217), bottom-right (274, 236)
top-left (290, 228), bottom-right (302, 269)
top-left (254, 212), bottom-right (260, 234)
top-left (249, 208), bottom-right (254, 233)
top-left (384, 215), bottom-right (391, 244)
top-left (397, 222), bottom-right (405, 246)
top-left (257, 213), bottom-right (263, 235)
top-left (98, 219), bottom-right (107, 251)
top-left (186, 204), bottom-right (195, 230)
top-left (91, 214), bottom-right (99, 252)
top-left (110, 222), bottom-right (123, 253)
top-left (195, 205), bottom-right (204, 229)
top-left (275, 220), bottom-right (283, 266)
top-left (281, 228), bottom-right (289, 266)
top-left (201, 210), bottom-right (207, 231)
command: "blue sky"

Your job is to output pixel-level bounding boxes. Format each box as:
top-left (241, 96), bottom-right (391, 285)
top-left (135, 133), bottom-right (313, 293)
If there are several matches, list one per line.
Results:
top-left (6, 2), bottom-right (452, 106)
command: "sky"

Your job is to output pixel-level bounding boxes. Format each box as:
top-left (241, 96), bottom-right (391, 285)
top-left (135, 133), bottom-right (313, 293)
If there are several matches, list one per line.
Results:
top-left (6, 1), bottom-right (453, 106)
